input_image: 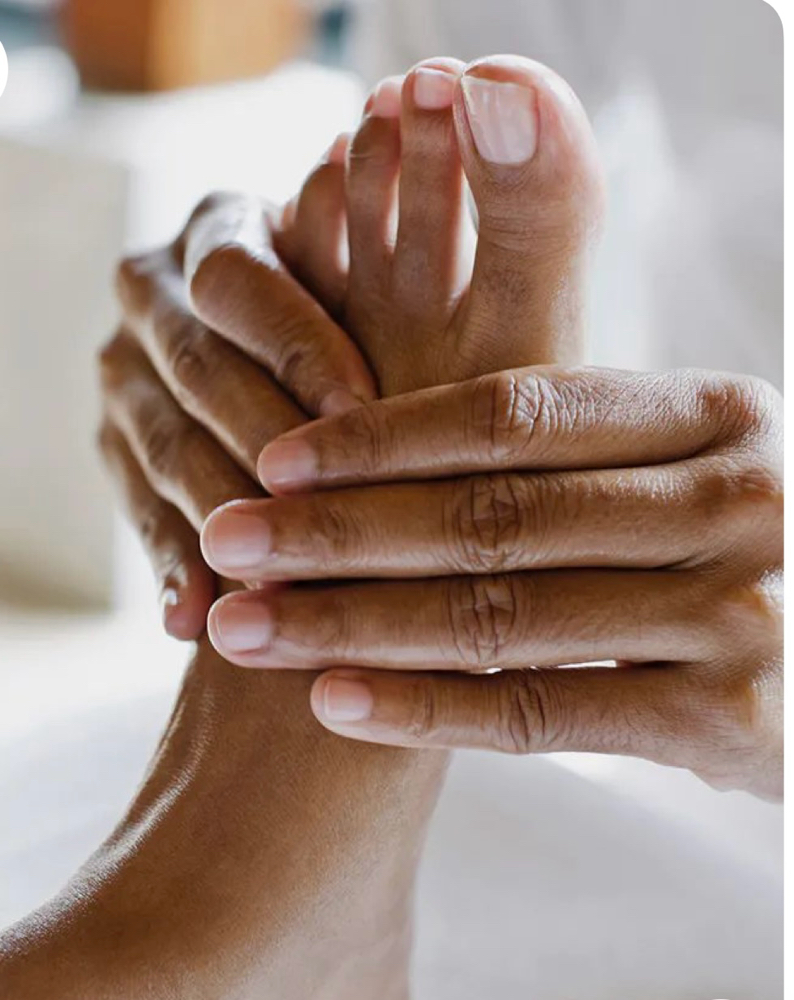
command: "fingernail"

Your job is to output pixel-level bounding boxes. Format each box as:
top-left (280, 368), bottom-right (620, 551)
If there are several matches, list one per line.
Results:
top-left (202, 509), bottom-right (271, 572)
top-left (413, 68), bottom-right (458, 111)
top-left (321, 677), bottom-right (374, 723)
top-left (369, 76), bottom-right (403, 118)
top-left (320, 388), bottom-right (365, 417)
top-left (258, 438), bottom-right (317, 492)
top-left (211, 600), bottom-right (273, 654)
top-left (161, 586), bottom-right (180, 611)
top-left (461, 75), bottom-right (539, 165)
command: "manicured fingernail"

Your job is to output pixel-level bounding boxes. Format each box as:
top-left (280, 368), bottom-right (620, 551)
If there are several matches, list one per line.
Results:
top-left (258, 439), bottom-right (317, 492)
top-left (413, 68), bottom-right (458, 111)
top-left (320, 388), bottom-right (365, 417)
top-left (202, 509), bottom-right (271, 572)
top-left (211, 600), bottom-right (273, 654)
top-left (321, 677), bottom-right (374, 723)
top-left (369, 76), bottom-right (403, 118)
top-left (461, 75), bottom-right (538, 164)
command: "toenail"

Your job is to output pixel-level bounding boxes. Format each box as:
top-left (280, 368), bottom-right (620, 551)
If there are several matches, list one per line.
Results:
top-left (211, 600), bottom-right (274, 654)
top-left (461, 75), bottom-right (539, 165)
top-left (413, 68), bottom-right (458, 111)
top-left (368, 76), bottom-right (403, 119)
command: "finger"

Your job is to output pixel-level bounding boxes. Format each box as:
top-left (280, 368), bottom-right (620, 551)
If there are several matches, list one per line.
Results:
top-left (100, 332), bottom-right (259, 531)
top-left (98, 420), bottom-right (215, 640)
top-left (116, 250), bottom-right (306, 478)
top-left (180, 191), bottom-right (377, 416)
top-left (205, 569), bottom-right (712, 670)
top-left (309, 665), bottom-right (709, 767)
top-left (201, 458), bottom-right (736, 580)
top-left (257, 366), bottom-right (753, 493)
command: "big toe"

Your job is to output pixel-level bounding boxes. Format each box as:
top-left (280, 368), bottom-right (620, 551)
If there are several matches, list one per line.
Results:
top-left (454, 55), bottom-right (605, 368)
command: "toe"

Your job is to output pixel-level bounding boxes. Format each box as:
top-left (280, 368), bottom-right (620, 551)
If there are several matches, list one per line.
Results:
top-left (393, 58), bottom-right (474, 318)
top-left (454, 55), bottom-right (606, 368)
top-left (278, 134), bottom-right (350, 316)
top-left (345, 76), bottom-right (403, 319)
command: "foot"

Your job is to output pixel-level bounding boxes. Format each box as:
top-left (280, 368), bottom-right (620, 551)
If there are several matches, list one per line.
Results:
top-left (201, 51), bottom-right (603, 989)
top-left (280, 55), bottom-right (603, 396)
top-left (1, 56), bottom-right (603, 1000)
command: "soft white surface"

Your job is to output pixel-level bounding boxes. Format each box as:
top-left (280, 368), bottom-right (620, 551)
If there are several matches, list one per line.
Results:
top-left (0, 563), bottom-right (783, 997)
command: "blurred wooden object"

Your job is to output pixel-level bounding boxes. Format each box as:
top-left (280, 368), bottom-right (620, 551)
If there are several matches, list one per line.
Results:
top-left (62, 0), bottom-right (309, 92)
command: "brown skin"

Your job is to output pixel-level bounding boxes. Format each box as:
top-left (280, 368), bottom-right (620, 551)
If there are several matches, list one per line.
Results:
top-left (204, 364), bottom-right (783, 800)
top-left (0, 56), bottom-right (600, 996)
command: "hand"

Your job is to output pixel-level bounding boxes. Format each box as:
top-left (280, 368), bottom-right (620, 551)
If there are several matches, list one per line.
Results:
top-left (98, 191), bottom-right (376, 638)
top-left (202, 365), bottom-right (784, 799)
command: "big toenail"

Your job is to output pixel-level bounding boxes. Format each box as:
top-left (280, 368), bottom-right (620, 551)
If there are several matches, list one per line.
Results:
top-left (413, 68), bottom-right (458, 111)
top-left (461, 76), bottom-right (539, 165)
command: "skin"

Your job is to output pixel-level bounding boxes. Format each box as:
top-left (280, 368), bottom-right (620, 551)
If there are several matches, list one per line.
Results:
top-left (0, 56), bottom-right (602, 996)
top-left (207, 364), bottom-right (783, 800)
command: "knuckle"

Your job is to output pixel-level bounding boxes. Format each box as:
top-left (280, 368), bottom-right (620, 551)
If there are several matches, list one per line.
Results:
top-left (114, 252), bottom-right (145, 298)
top-left (299, 593), bottom-right (354, 661)
top-left (402, 680), bottom-right (440, 743)
top-left (308, 500), bottom-right (366, 572)
top-left (97, 329), bottom-right (136, 394)
top-left (695, 454), bottom-right (784, 562)
top-left (141, 418), bottom-right (188, 483)
top-left (471, 371), bottom-right (575, 466)
top-left (711, 576), bottom-right (784, 655)
top-left (696, 668), bottom-right (782, 780)
top-left (331, 405), bottom-right (388, 478)
top-left (163, 322), bottom-right (214, 403)
top-left (447, 474), bottom-right (526, 573)
top-left (698, 372), bottom-right (782, 444)
top-left (446, 575), bottom-right (521, 668)
top-left (268, 315), bottom-right (318, 388)
top-left (189, 239), bottom-right (256, 317)
top-left (497, 671), bottom-right (554, 755)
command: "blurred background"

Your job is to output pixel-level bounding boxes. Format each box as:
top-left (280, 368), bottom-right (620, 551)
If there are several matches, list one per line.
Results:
top-left (0, 1), bottom-right (783, 997)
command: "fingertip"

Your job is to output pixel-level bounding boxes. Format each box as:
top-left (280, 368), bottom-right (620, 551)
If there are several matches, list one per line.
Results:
top-left (319, 387), bottom-right (368, 418)
top-left (311, 671), bottom-right (375, 728)
top-left (161, 585), bottom-right (207, 641)
top-left (257, 436), bottom-right (318, 494)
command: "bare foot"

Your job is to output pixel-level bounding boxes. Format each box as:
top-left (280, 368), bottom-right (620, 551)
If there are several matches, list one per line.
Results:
top-left (281, 55), bottom-right (603, 397)
top-left (0, 56), bottom-right (603, 1000)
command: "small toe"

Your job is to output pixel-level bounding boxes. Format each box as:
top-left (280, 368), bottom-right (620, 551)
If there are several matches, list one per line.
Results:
top-left (278, 133), bottom-right (351, 316)
top-left (345, 76), bottom-right (404, 314)
top-left (393, 58), bottom-right (474, 318)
